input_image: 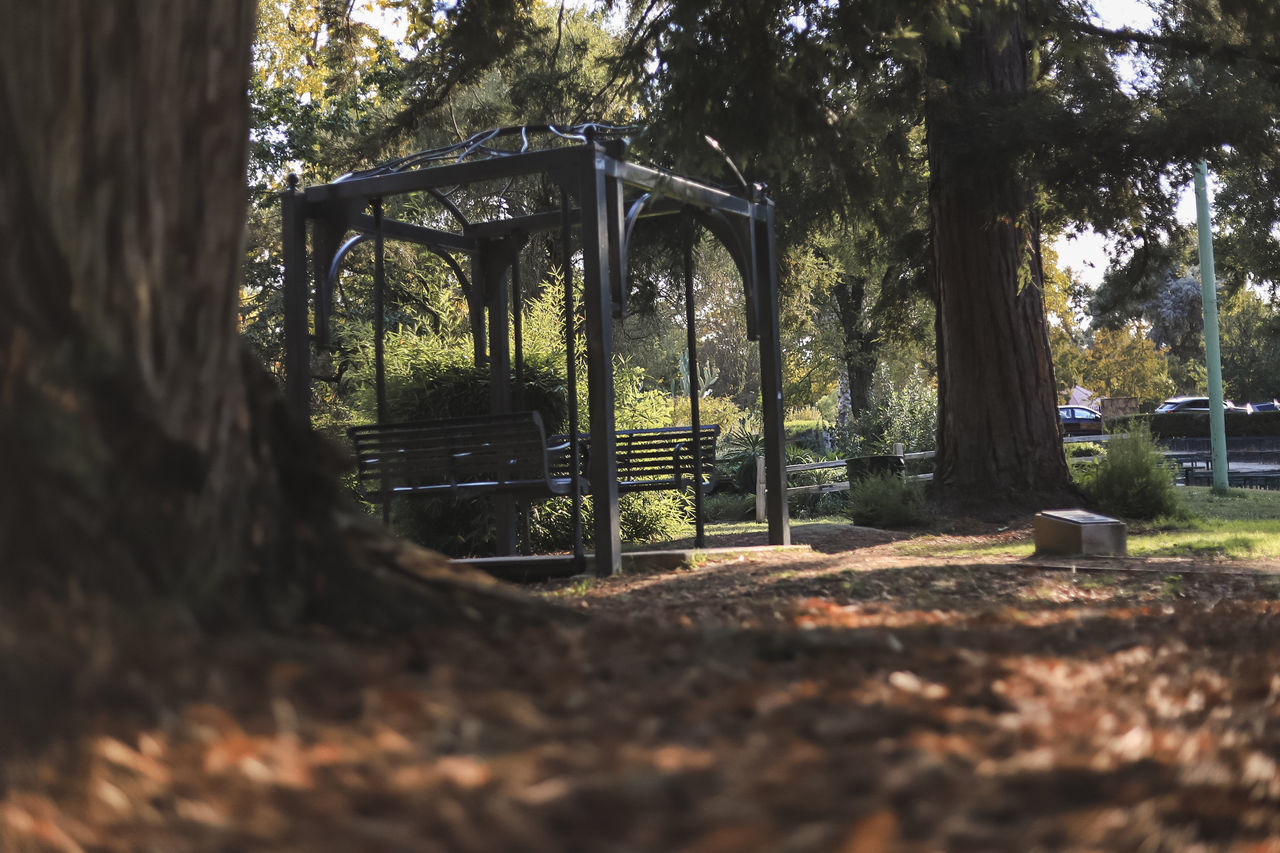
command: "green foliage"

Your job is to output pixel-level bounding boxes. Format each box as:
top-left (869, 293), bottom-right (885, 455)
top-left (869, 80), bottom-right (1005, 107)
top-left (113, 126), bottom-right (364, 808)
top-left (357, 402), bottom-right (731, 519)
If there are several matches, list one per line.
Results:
top-left (702, 492), bottom-right (756, 523)
top-left (1074, 428), bottom-right (1185, 521)
top-left (1067, 441), bottom-right (1104, 459)
top-left (1219, 290), bottom-right (1280, 402)
top-left (613, 362), bottom-right (673, 430)
top-left (716, 420), bottom-right (765, 493)
top-left (346, 323), bottom-right (569, 430)
top-left (834, 364), bottom-right (937, 457)
top-left (389, 496), bottom-right (495, 558)
top-left (1075, 322), bottom-right (1176, 402)
top-left (670, 394), bottom-right (747, 435)
top-left (527, 492), bottom-right (693, 552)
top-left (844, 473), bottom-right (930, 529)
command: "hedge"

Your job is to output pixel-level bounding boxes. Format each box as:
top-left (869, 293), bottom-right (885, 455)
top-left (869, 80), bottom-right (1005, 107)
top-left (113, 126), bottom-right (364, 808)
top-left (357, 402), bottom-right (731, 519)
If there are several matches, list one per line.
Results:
top-left (1113, 410), bottom-right (1280, 439)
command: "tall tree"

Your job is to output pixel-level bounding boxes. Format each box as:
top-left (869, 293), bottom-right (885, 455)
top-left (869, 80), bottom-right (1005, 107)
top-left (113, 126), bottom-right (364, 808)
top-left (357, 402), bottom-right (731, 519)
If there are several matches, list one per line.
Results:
top-left (925, 3), bottom-right (1068, 495)
top-left (608, 0), bottom-right (1280, 501)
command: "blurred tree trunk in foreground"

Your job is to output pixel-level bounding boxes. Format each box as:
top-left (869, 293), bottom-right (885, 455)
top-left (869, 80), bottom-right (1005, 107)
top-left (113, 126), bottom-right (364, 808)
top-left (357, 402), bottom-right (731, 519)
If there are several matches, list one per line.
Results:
top-left (0, 1), bottom-right (521, 629)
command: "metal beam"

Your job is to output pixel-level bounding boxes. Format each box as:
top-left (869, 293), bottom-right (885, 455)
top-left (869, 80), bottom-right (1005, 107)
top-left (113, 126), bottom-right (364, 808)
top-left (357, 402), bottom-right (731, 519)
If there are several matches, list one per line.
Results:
top-left (350, 214), bottom-right (475, 253)
top-left (606, 160), bottom-right (762, 219)
top-left (467, 208), bottom-right (580, 240)
top-left (305, 146), bottom-right (587, 205)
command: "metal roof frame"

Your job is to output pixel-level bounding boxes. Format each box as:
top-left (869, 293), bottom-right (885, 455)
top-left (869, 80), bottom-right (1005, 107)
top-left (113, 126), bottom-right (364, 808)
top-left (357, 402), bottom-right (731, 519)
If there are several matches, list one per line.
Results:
top-left (281, 126), bottom-right (791, 574)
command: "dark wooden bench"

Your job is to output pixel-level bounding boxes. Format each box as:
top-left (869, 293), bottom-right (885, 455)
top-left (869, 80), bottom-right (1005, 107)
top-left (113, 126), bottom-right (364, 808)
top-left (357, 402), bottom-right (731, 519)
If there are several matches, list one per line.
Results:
top-left (549, 424), bottom-right (720, 494)
top-left (348, 412), bottom-right (583, 506)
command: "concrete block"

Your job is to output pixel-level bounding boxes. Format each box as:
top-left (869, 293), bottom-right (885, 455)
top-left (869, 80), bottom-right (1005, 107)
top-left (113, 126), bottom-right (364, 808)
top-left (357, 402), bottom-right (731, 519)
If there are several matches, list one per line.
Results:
top-left (1034, 509), bottom-right (1127, 556)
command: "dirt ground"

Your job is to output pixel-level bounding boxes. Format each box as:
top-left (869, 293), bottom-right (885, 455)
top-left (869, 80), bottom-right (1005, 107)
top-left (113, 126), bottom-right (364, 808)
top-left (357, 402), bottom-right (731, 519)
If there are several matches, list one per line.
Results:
top-left (6, 519), bottom-right (1280, 852)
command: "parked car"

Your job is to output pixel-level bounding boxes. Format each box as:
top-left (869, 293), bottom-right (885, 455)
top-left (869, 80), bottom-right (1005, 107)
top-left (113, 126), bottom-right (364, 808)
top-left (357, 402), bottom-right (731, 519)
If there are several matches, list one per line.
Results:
top-left (1058, 405), bottom-right (1104, 436)
top-left (1154, 396), bottom-right (1243, 414)
top-left (1250, 399), bottom-right (1280, 412)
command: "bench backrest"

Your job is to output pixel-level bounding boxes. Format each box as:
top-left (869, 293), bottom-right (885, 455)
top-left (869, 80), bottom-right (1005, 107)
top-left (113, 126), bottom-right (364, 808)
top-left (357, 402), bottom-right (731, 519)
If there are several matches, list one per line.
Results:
top-left (349, 412), bottom-right (556, 499)
top-left (550, 424), bottom-right (719, 492)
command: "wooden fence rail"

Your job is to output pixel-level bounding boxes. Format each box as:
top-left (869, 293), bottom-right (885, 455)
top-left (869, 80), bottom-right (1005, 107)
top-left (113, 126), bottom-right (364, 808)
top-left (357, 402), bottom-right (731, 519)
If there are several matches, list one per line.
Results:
top-left (754, 434), bottom-right (1122, 521)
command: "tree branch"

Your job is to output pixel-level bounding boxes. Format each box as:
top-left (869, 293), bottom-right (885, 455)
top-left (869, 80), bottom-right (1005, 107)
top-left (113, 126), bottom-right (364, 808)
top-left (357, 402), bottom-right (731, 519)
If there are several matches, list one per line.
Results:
top-left (1064, 19), bottom-right (1280, 73)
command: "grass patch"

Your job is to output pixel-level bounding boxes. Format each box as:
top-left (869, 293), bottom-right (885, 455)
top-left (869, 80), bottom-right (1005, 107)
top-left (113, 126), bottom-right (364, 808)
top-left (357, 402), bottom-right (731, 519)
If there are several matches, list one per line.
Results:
top-left (1127, 487), bottom-right (1280, 559)
top-left (894, 537), bottom-right (1036, 559)
top-left (1127, 519), bottom-right (1280, 559)
top-left (892, 486), bottom-right (1280, 562)
top-left (656, 516), bottom-right (850, 542)
top-left (1180, 486), bottom-right (1280, 521)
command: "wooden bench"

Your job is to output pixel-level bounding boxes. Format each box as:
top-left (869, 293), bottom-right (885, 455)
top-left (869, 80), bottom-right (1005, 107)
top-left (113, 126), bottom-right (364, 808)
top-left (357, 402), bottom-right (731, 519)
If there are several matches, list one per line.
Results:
top-left (348, 412), bottom-right (583, 506)
top-left (549, 424), bottom-right (720, 494)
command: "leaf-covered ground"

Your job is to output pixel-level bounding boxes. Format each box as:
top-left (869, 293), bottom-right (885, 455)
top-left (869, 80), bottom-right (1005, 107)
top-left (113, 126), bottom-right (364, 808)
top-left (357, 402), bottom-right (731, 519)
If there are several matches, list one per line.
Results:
top-left (6, 521), bottom-right (1280, 852)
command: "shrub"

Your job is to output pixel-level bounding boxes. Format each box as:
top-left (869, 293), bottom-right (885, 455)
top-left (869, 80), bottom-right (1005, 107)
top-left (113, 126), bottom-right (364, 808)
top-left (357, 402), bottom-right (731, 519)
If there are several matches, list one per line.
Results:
top-left (844, 472), bottom-right (930, 529)
top-left (347, 324), bottom-right (569, 430)
top-left (670, 394), bottom-right (747, 433)
top-left (832, 364), bottom-right (937, 457)
top-left (528, 492), bottom-right (694, 551)
top-left (1067, 441), bottom-right (1105, 458)
top-left (716, 419), bottom-right (766, 493)
top-left (704, 492), bottom-right (755, 522)
top-left (1075, 427), bottom-right (1184, 520)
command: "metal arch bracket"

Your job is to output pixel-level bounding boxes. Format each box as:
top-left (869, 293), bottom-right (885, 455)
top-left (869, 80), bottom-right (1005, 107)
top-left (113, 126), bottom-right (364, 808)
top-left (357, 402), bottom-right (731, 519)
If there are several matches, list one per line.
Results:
top-left (320, 233), bottom-right (372, 349)
top-left (616, 192), bottom-right (655, 314)
top-left (689, 207), bottom-right (759, 341)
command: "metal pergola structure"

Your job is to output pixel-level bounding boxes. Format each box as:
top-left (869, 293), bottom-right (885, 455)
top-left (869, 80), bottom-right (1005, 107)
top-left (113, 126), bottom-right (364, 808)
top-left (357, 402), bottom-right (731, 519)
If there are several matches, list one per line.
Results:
top-left (281, 125), bottom-right (790, 575)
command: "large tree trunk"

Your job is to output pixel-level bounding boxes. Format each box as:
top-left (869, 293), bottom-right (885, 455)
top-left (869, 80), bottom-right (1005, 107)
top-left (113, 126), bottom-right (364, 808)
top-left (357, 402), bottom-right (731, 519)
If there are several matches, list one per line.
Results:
top-left (0, 1), bottom-right (531, 629)
top-left (834, 274), bottom-right (876, 416)
top-left (926, 4), bottom-right (1072, 503)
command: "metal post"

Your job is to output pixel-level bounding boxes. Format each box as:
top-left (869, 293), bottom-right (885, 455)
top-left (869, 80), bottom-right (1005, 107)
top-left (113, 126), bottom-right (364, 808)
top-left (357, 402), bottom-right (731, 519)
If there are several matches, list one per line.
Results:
top-left (577, 153), bottom-right (622, 576)
top-left (683, 217), bottom-right (705, 548)
top-left (1194, 161), bottom-right (1229, 493)
top-left (372, 199), bottom-right (389, 526)
top-left (755, 455), bottom-right (766, 523)
top-left (560, 191), bottom-right (586, 569)
top-left (372, 199), bottom-right (387, 426)
top-left (752, 190), bottom-right (791, 545)
top-left (481, 239), bottom-right (517, 555)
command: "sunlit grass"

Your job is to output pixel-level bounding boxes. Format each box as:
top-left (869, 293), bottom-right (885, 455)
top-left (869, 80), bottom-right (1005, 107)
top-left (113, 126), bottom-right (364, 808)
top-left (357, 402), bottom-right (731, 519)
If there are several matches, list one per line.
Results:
top-left (1128, 519), bottom-right (1280, 559)
top-left (894, 537), bottom-right (1035, 559)
top-left (663, 516), bottom-right (848, 541)
top-left (893, 487), bottom-right (1280, 561)
top-left (663, 488), bottom-right (1280, 561)
top-left (1128, 488), bottom-right (1280, 559)
top-left (1179, 486), bottom-right (1280, 522)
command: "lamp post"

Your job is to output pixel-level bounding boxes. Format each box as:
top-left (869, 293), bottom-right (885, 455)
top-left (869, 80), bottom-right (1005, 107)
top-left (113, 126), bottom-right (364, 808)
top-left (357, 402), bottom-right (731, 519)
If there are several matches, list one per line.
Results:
top-left (1194, 159), bottom-right (1229, 493)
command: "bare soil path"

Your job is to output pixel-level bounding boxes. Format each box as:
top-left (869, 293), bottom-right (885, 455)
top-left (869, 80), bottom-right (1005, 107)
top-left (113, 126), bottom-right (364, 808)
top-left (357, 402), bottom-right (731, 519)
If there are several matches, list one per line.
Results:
top-left (6, 521), bottom-right (1280, 852)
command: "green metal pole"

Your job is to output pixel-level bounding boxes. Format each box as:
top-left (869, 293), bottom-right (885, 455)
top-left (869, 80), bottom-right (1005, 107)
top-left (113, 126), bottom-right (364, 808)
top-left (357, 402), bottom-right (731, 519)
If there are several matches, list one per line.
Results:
top-left (1194, 160), bottom-right (1229, 493)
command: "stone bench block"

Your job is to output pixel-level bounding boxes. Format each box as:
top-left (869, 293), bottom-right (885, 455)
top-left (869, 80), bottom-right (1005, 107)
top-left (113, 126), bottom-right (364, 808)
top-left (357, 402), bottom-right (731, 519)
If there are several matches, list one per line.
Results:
top-left (1034, 509), bottom-right (1127, 556)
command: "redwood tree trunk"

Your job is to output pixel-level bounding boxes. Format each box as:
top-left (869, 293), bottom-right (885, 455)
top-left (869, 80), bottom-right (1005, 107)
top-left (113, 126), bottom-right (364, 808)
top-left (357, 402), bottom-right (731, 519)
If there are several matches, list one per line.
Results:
top-left (0, 2), bottom-right (266, 604)
top-left (0, 2), bottom-right (515, 628)
top-left (926, 5), bottom-right (1072, 502)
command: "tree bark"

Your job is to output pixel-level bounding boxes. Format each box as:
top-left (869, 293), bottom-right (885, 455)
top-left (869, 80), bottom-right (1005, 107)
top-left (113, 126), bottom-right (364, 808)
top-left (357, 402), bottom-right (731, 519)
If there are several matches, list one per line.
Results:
top-left (0, 1), bottom-right (539, 629)
top-left (834, 273), bottom-right (875, 416)
top-left (926, 4), bottom-right (1073, 502)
